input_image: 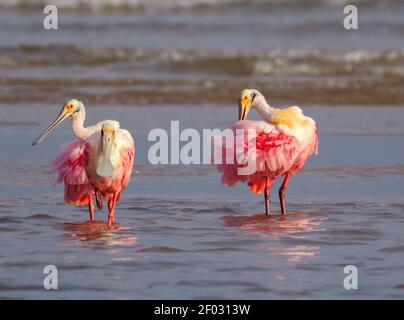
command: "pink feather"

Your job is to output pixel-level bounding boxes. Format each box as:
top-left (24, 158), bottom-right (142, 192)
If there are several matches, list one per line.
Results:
top-left (52, 140), bottom-right (94, 206)
top-left (214, 120), bottom-right (317, 194)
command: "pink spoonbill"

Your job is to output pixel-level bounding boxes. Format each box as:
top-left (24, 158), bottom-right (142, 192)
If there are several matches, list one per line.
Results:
top-left (216, 89), bottom-right (318, 215)
top-left (32, 99), bottom-right (134, 227)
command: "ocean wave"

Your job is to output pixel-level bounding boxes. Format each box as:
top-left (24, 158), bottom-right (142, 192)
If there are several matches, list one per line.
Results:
top-left (2, 45), bottom-right (404, 105)
top-left (2, 45), bottom-right (404, 78)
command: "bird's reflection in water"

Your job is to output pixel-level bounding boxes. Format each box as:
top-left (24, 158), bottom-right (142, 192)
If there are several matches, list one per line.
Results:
top-left (222, 212), bottom-right (326, 263)
top-left (61, 220), bottom-right (138, 247)
top-left (268, 245), bottom-right (319, 263)
top-left (222, 212), bottom-right (324, 236)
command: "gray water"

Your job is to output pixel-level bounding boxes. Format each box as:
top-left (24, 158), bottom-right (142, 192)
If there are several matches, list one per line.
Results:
top-left (1, 0), bottom-right (404, 299)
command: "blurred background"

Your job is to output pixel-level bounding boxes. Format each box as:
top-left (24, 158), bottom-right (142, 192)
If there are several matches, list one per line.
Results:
top-left (1, 0), bottom-right (404, 107)
top-left (1, 0), bottom-right (404, 299)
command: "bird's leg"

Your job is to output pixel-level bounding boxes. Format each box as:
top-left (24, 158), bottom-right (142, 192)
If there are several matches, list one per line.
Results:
top-left (108, 198), bottom-right (113, 212)
top-left (107, 193), bottom-right (117, 227)
top-left (264, 177), bottom-right (272, 215)
top-left (279, 175), bottom-right (290, 215)
top-left (95, 189), bottom-right (103, 210)
top-left (88, 195), bottom-right (95, 222)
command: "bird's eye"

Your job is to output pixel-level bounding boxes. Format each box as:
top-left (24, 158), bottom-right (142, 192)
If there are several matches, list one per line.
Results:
top-left (243, 96), bottom-right (248, 100)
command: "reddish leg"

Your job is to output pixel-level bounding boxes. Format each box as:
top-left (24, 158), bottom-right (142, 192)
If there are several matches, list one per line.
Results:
top-left (95, 189), bottom-right (103, 210)
top-left (279, 175), bottom-right (290, 215)
top-left (107, 193), bottom-right (117, 227)
top-left (264, 178), bottom-right (273, 215)
top-left (88, 195), bottom-right (95, 221)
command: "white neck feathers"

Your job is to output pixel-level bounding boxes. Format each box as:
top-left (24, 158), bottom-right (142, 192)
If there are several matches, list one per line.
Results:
top-left (254, 95), bottom-right (274, 122)
top-left (71, 104), bottom-right (101, 140)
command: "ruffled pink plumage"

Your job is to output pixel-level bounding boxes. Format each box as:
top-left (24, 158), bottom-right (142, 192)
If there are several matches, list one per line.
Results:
top-left (52, 131), bottom-right (134, 206)
top-left (52, 140), bottom-right (94, 206)
top-left (119, 131), bottom-right (135, 190)
top-left (83, 129), bottom-right (135, 203)
top-left (215, 120), bottom-right (318, 194)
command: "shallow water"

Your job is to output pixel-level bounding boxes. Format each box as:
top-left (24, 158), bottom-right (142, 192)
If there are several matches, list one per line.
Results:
top-left (1, 0), bottom-right (404, 299)
top-left (1, 105), bottom-right (404, 299)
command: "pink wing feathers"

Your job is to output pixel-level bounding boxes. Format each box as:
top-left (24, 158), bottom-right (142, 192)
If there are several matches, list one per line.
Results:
top-left (109, 130), bottom-right (135, 203)
top-left (52, 140), bottom-right (94, 206)
top-left (313, 124), bottom-right (319, 155)
top-left (215, 120), bottom-right (300, 193)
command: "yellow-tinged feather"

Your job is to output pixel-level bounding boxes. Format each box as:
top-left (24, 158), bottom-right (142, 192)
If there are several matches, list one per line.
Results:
top-left (270, 106), bottom-right (307, 128)
top-left (241, 89), bottom-right (251, 98)
top-left (102, 122), bottom-right (116, 134)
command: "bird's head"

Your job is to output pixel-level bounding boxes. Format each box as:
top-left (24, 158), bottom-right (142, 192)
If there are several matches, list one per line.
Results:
top-left (101, 122), bottom-right (117, 152)
top-left (63, 99), bottom-right (83, 117)
top-left (238, 89), bottom-right (260, 120)
top-left (96, 122), bottom-right (118, 177)
top-left (32, 99), bottom-right (83, 145)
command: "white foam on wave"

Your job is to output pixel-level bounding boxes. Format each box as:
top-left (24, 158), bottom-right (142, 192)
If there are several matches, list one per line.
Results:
top-left (0, 0), bottom-right (388, 11)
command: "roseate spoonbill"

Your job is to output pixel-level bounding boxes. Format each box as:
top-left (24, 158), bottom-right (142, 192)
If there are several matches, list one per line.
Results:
top-left (32, 99), bottom-right (134, 227)
top-left (216, 89), bottom-right (318, 215)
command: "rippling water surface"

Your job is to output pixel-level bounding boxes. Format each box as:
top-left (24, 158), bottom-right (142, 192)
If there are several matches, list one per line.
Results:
top-left (1, 0), bottom-right (404, 299)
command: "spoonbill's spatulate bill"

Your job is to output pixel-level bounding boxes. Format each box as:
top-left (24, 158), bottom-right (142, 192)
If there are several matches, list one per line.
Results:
top-left (216, 89), bottom-right (318, 215)
top-left (33, 99), bottom-right (134, 227)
